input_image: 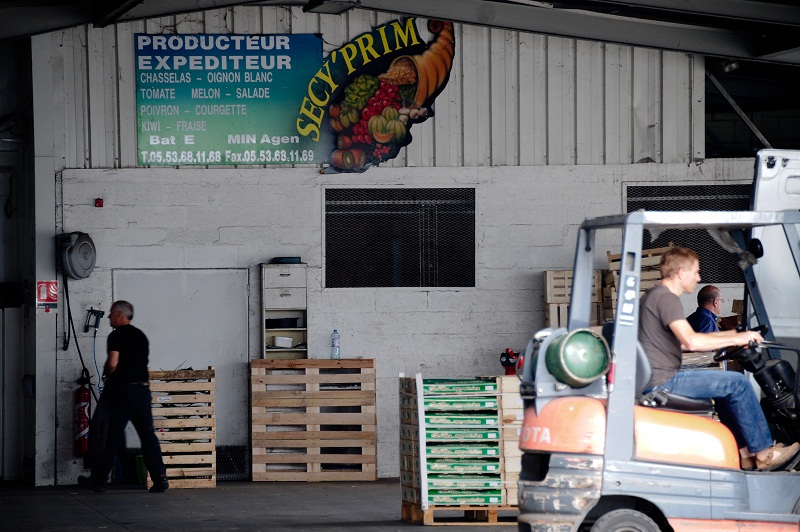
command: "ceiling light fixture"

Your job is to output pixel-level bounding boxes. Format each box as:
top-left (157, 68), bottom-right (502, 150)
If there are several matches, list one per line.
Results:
top-left (722, 61), bottom-right (740, 73)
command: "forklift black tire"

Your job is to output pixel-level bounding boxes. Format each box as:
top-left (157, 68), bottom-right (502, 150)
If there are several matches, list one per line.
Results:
top-left (590, 509), bottom-right (660, 532)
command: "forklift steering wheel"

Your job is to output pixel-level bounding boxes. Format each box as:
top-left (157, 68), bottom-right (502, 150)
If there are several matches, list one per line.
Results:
top-left (714, 345), bottom-right (743, 363)
top-left (714, 324), bottom-right (769, 362)
top-left (713, 340), bottom-right (760, 363)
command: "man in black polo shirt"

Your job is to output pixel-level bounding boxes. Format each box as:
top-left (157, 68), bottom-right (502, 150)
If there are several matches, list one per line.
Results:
top-left (79, 300), bottom-right (168, 493)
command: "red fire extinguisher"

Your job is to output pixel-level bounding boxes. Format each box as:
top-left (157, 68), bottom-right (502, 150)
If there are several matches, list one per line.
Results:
top-left (74, 369), bottom-right (91, 457)
top-left (500, 348), bottom-right (520, 376)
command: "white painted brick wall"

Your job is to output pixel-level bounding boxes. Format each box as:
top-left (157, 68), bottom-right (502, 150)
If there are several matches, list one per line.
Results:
top-left (54, 159), bottom-right (753, 483)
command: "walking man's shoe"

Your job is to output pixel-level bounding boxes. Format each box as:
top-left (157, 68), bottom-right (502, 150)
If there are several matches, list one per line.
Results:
top-left (149, 475), bottom-right (169, 493)
top-left (77, 475), bottom-right (106, 493)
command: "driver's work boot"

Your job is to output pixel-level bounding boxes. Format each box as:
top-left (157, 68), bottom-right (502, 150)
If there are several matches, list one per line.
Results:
top-left (757, 442), bottom-right (800, 471)
top-left (149, 474), bottom-right (169, 493)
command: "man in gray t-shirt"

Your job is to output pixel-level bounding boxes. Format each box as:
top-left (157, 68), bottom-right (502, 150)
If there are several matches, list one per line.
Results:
top-left (637, 246), bottom-right (799, 471)
top-left (639, 284), bottom-right (685, 387)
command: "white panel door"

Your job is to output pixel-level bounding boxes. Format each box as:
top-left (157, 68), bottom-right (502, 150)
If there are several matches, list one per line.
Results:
top-left (112, 268), bottom-right (249, 446)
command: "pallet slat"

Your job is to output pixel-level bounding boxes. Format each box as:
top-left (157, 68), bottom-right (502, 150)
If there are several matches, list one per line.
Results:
top-left (401, 501), bottom-right (518, 525)
top-left (251, 359), bottom-right (377, 482)
top-left (251, 374), bottom-right (371, 386)
top-left (148, 366), bottom-right (216, 489)
top-left (545, 302), bottom-right (602, 329)
top-left (607, 243), bottom-right (674, 271)
top-left (254, 453), bottom-right (376, 465)
top-left (544, 269), bottom-right (601, 304)
top-left (251, 359), bottom-right (374, 369)
top-left (252, 430), bottom-right (373, 441)
top-left (156, 430), bottom-right (215, 441)
top-left (253, 471), bottom-right (376, 482)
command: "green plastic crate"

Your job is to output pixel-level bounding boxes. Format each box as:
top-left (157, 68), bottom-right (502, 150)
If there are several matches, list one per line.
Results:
top-left (426, 458), bottom-right (501, 473)
top-left (422, 379), bottom-right (498, 394)
top-left (427, 489), bottom-right (503, 505)
top-left (427, 474), bottom-right (502, 489)
top-left (426, 444), bottom-right (500, 457)
top-left (424, 414), bottom-right (499, 426)
top-left (424, 396), bottom-right (499, 411)
top-left (425, 428), bottom-right (501, 441)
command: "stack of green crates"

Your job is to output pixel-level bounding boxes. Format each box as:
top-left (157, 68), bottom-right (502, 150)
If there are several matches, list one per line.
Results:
top-left (401, 377), bottom-right (504, 506)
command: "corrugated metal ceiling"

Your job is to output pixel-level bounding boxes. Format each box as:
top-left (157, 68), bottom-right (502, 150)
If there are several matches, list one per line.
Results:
top-left (3, 0), bottom-right (799, 153)
top-left (3, 1), bottom-right (800, 67)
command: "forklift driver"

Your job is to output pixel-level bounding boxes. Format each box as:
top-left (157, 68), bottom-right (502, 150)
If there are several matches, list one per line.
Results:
top-left (638, 246), bottom-right (800, 471)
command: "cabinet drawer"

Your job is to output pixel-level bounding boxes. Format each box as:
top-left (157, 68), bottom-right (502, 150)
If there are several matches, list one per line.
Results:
top-left (263, 287), bottom-right (306, 309)
top-left (262, 265), bottom-right (306, 288)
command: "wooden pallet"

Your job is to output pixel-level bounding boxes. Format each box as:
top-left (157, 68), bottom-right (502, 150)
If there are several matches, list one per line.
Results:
top-left (149, 367), bottom-right (216, 489)
top-left (602, 267), bottom-right (663, 318)
top-left (545, 302), bottom-right (569, 328)
top-left (251, 358), bottom-right (377, 481)
top-left (545, 302), bottom-right (602, 328)
top-left (544, 270), bottom-right (601, 304)
top-left (602, 270), bottom-right (662, 290)
top-left (401, 501), bottom-right (518, 526)
top-left (607, 244), bottom-right (674, 271)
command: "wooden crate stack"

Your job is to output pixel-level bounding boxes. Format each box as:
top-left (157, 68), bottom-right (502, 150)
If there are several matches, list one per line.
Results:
top-left (602, 244), bottom-right (672, 322)
top-left (149, 367), bottom-right (216, 489)
top-left (498, 375), bottom-right (523, 506)
top-left (399, 375), bottom-right (518, 525)
top-left (723, 299), bottom-right (746, 330)
top-left (250, 358), bottom-right (377, 481)
top-left (544, 269), bottom-right (602, 328)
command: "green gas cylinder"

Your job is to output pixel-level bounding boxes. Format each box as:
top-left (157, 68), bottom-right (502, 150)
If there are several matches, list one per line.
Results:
top-left (545, 329), bottom-right (610, 388)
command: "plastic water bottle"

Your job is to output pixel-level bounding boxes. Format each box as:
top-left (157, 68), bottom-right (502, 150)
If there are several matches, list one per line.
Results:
top-left (330, 329), bottom-right (341, 359)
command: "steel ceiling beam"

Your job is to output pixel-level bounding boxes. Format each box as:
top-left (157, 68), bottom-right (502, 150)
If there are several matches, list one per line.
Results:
top-left (357, 0), bottom-right (799, 63)
top-left (543, 0), bottom-right (800, 27)
top-left (115, 0), bottom-right (267, 21)
top-left (0, 3), bottom-right (89, 40)
top-left (4, 0), bottom-right (800, 66)
top-left (91, 0), bottom-right (145, 27)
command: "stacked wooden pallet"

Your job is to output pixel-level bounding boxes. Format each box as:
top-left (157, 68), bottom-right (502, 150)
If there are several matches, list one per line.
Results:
top-left (399, 375), bottom-right (518, 525)
top-left (250, 359), bottom-right (377, 481)
top-left (149, 367), bottom-right (216, 489)
top-left (498, 375), bottom-right (523, 506)
top-left (544, 269), bottom-right (602, 328)
top-left (602, 244), bottom-right (672, 321)
top-left (723, 299), bottom-right (746, 330)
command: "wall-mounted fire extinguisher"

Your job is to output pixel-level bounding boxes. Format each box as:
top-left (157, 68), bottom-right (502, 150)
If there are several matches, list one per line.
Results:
top-left (74, 368), bottom-right (91, 457)
top-left (500, 348), bottom-right (520, 376)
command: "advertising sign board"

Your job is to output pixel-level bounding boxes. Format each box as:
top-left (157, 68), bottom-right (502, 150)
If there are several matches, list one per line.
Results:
top-left (135, 33), bottom-right (330, 165)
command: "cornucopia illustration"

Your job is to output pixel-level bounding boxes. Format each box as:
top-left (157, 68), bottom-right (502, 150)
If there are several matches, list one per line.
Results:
top-left (328, 20), bottom-right (455, 172)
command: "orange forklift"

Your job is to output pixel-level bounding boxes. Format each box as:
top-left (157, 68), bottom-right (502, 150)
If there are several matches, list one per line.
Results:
top-left (517, 155), bottom-right (800, 531)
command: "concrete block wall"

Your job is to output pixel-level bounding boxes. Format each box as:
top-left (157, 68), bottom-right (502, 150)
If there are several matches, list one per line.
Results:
top-left (52, 159), bottom-right (754, 483)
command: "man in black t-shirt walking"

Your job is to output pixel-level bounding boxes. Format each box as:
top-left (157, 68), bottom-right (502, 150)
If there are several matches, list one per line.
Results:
top-left (78, 300), bottom-right (168, 493)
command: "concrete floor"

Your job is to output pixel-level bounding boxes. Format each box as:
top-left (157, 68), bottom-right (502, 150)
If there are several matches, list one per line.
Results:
top-left (0, 479), bottom-right (518, 531)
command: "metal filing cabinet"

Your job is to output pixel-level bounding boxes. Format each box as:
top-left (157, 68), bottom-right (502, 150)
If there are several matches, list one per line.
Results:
top-left (261, 263), bottom-right (307, 359)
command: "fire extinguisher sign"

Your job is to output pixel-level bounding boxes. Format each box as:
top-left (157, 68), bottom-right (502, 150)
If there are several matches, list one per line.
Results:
top-left (36, 280), bottom-right (58, 310)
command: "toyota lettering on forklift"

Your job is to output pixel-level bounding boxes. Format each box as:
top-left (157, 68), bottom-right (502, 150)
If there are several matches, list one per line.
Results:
top-left (516, 149), bottom-right (800, 531)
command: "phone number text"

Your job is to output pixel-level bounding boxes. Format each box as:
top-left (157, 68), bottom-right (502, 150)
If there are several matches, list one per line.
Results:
top-left (138, 149), bottom-right (316, 165)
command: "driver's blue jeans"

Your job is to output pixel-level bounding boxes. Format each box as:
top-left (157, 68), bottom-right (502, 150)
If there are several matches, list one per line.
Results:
top-left (649, 369), bottom-right (773, 452)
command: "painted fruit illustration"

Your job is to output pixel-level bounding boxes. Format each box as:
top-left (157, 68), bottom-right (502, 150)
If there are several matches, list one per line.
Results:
top-left (328, 20), bottom-right (455, 171)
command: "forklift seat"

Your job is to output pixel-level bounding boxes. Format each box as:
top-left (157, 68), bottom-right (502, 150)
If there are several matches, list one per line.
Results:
top-left (602, 322), bottom-right (714, 414)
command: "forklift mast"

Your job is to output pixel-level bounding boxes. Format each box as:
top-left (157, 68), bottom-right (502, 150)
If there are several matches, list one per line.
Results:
top-left (752, 150), bottom-right (800, 345)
